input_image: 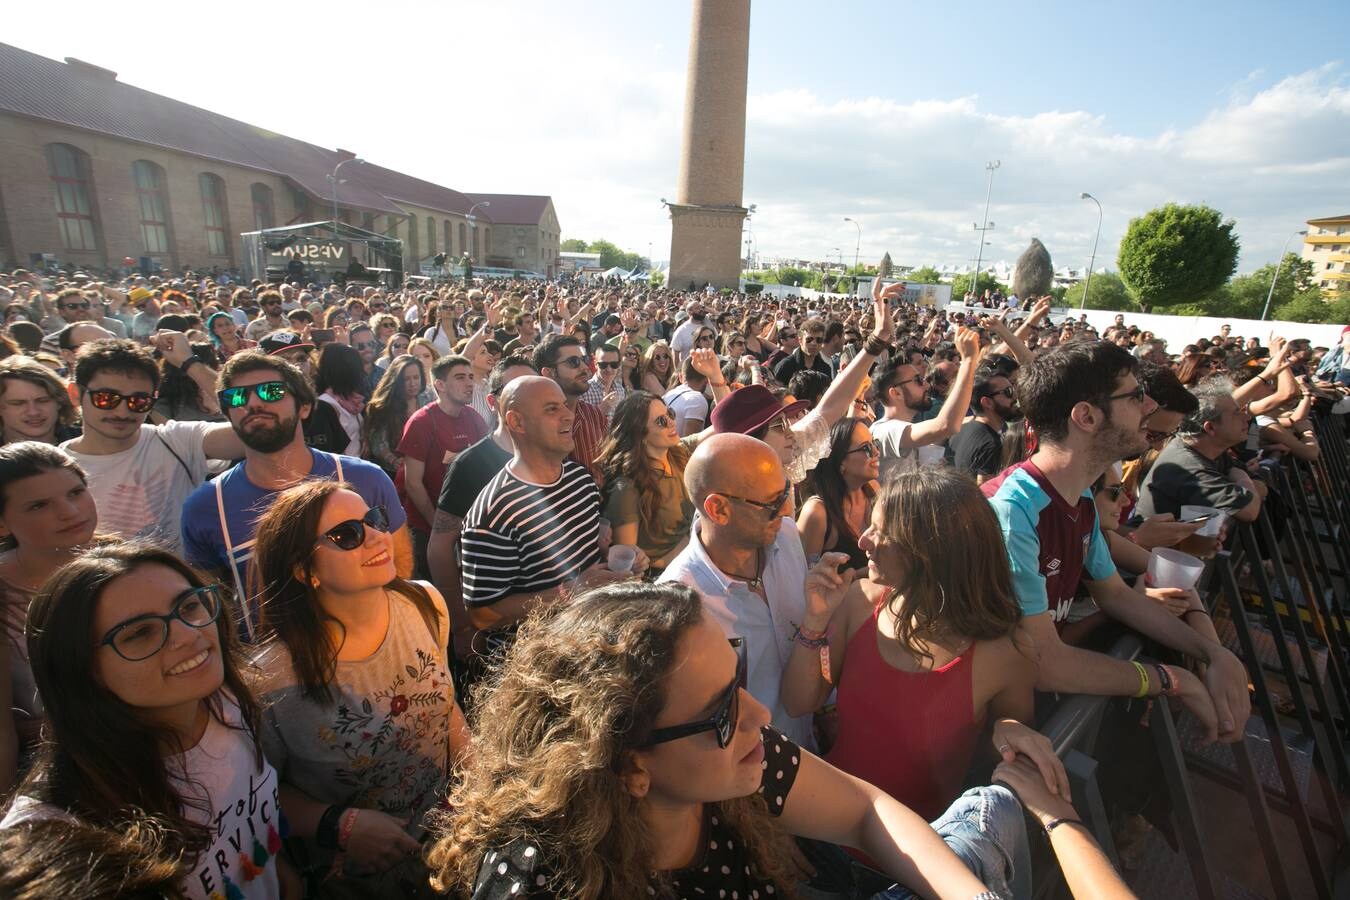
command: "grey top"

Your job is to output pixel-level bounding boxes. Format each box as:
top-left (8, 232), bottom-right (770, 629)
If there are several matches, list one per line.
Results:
top-left (1135, 438), bottom-right (1255, 520)
top-left (252, 583), bottom-right (454, 865)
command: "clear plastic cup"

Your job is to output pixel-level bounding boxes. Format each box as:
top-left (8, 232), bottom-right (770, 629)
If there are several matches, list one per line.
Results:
top-left (1148, 547), bottom-right (1205, 590)
top-left (607, 544), bottom-right (638, 575)
top-left (597, 517), bottom-right (612, 549)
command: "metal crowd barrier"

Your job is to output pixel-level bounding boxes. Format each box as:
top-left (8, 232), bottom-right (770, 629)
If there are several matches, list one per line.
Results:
top-left (1031, 409), bottom-right (1350, 899)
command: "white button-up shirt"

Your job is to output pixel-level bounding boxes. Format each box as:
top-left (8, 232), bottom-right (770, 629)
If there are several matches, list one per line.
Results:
top-left (658, 516), bottom-right (816, 751)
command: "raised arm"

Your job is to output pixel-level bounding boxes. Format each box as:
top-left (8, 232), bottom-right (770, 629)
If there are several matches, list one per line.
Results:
top-left (903, 327), bottom-right (980, 447)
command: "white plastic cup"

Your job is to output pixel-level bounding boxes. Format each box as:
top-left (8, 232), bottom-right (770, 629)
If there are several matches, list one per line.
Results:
top-left (607, 544), bottom-right (638, 575)
top-left (1148, 547), bottom-right (1205, 590)
top-left (1179, 505), bottom-right (1224, 537)
top-left (918, 444), bottom-right (946, 467)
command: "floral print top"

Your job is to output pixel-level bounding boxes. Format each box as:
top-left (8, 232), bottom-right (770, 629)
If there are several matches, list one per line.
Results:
top-left (253, 583), bottom-right (453, 870)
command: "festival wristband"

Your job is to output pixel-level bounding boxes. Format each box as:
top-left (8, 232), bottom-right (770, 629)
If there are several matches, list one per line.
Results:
top-left (820, 645), bottom-right (833, 685)
top-left (338, 808), bottom-right (359, 851)
top-left (1044, 817), bottom-right (1085, 835)
top-left (1131, 660), bottom-right (1151, 699)
top-left (316, 805), bottom-right (347, 850)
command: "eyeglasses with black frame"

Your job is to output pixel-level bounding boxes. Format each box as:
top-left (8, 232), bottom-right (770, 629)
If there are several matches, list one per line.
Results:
top-left (98, 584), bottom-right (225, 662)
top-left (1105, 385), bottom-right (1147, 404)
top-left (314, 505), bottom-right (390, 553)
top-left (217, 380), bottom-right (288, 410)
top-left (640, 638), bottom-right (746, 749)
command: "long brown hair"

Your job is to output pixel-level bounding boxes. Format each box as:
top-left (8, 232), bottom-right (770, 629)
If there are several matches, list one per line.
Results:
top-left (250, 479), bottom-right (440, 703)
top-left (22, 544), bottom-right (261, 861)
top-left (362, 354), bottom-right (425, 455)
top-left (803, 417), bottom-right (876, 551)
top-left (596, 391), bottom-right (692, 531)
top-left (873, 469), bottom-right (1021, 659)
top-left (425, 582), bottom-right (794, 898)
top-left (0, 817), bottom-right (188, 898)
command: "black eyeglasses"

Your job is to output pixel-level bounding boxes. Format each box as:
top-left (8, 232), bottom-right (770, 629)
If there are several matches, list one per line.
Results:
top-left (98, 585), bottom-right (224, 662)
top-left (314, 505), bottom-right (390, 552)
top-left (847, 439), bottom-right (880, 459)
top-left (218, 380), bottom-right (287, 409)
top-left (641, 638), bottom-right (746, 749)
top-left (1097, 484), bottom-right (1126, 501)
top-left (84, 387), bottom-right (157, 413)
top-left (896, 374), bottom-right (926, 387)
top-left (557, 356), bottom-right (587, 369)
top-left (1106, 385), bottom-right (1147, 404)
top-left (597, 361), bottom-right (621, 370)
top-left (984, 386), bottom-right (1015, 399)
top-left (715, 480), bottom-right (792, 517)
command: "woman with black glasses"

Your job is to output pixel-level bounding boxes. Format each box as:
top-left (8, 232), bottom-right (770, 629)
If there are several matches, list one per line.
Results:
top-left (426, 581), bottom-right (994, 900)
top-left (1, 543), bottom-right (293, 899)
top-left (798, 418), bottom-right (879, 577)
top-left (250, 480), bottom-right (468, 898)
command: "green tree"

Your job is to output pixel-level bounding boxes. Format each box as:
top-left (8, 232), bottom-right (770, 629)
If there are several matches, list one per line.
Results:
top-left (1117, 203), bottom-right (1239, 311)
top-left (775, 266), bottom-right (820, 290)
top-left (1198, 254), bottom-right (1321, 319)
top-left (1061, 272), bottom-right (1138, 311)
top-left (1272, 292), bottom-right (1347, 324)
top-left (907, 266), bottom-right (943, 284)
top-left (950, 272), bottom-right (1005, 301)
top-left (648, 270), bottom-right (665, 288)
top-left (560, 238), bottom-right (588, 252)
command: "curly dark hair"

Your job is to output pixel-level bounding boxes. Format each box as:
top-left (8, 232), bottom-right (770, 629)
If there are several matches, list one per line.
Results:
top-left (425, 582), bottom-right (795, 898)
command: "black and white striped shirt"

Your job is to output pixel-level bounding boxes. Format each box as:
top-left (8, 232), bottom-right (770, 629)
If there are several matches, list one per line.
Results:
top-left (460, 460), bottom-right (602, 608)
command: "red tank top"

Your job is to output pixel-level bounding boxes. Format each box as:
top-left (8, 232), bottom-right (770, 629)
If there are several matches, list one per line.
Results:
top-left (825, 605), bottom-right (983, 823)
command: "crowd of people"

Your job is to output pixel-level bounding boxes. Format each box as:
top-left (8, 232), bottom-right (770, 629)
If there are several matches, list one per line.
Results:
top-left (0, 262), bottom-right (1347, 899)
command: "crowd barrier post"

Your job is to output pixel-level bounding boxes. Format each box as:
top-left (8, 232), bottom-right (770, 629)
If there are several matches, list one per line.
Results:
top-left (1236, 520), bottom-right (1350, 842)
top-left (1143, 678), bottom-right (1218, 899)
top-left (1286, 456), bottom-right (1350, 639)
top-left (1272, 463), bottom-right (1350, 736)
top-left (1214, 551), bottom-right (1332, 899)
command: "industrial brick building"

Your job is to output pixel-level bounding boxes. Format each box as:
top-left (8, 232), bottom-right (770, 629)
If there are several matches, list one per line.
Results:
top-left (0, 43), bottom-right (561, 277)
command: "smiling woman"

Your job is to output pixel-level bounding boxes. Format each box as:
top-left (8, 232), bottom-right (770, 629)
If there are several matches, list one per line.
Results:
top-left (0, 543), bottom-right (284, 899)
top-left (249, 479), bottom-right (469, 898)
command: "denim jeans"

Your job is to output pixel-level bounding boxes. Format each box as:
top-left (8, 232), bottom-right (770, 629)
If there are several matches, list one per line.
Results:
top-left (874, 784), bottom-right (1031, 900)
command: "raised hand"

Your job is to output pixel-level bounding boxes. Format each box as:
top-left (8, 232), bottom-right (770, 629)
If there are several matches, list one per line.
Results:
top-left (953, 325), bottom-right (981, 360)
top-left (689, 347), bottom-right (723, 382)
top-left (803, 552), bottom-right (854, 627)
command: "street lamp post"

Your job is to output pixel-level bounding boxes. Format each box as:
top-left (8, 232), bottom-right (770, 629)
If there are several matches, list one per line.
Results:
top-left (970, 160), bottom-right (1000, 300)
top-left (466, 201), bottom-right (490, 263)
top-left (1261, 229), bottom-right (1310, 320)
top-left (326, 157), bottom-right (364, 236)
top-left (842, 218), bottom-right (861, 272)
top-left (1079, 192), bottom-right (1103, 310)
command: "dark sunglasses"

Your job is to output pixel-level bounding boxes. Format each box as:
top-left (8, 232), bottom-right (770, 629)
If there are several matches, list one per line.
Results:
top-left (597, 361), bottom-right (621, 370)
top-left (641, 638), bottom-right (746, 749)
top-left (218, 380), bottom-right (287, 409)
top-left (984, 386), bottom-right (1015, 399)
top-left (557, 355), bottom-right (587, 369)
top-left (780, 331), bottom-right (798, 339)
top-left (60, 301), bottom-right (92, 310)
top-left (716, 480), bottom-right (792, 517)
top-left (354, 341), bottom-right (377, 351)
top-left (652, 411), bottom-right (676, 429)
top-left (98, 584), bottom-right (224, 662)
top-left (1097, 484), bottom-right (1126, 501)
top-left (624, 326), bottom-right (640, 333)
top-left (846, 439), bottom-right (881, 459)
top-left (803, 335), bottom-right (823, 344)
top-left (314, 506), bottom-right (390, 552)
top-left (85, 387), bottom-right (157, 413)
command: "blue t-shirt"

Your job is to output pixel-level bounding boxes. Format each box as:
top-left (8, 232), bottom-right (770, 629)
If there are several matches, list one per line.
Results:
top-left (181, 450), bottom-right (405, 638)
top-left (983, 460), bottom-right (1115, 626)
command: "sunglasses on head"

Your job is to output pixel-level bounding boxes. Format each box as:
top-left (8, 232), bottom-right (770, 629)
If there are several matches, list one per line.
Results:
top-left (85, 387), bottom-right (157, 413)
top-left (314, 505), bottom-right (390, 552)
top-left (217, 380), bottom-right (287, 409)
top-left (640, 638), bottom-right (746, 749)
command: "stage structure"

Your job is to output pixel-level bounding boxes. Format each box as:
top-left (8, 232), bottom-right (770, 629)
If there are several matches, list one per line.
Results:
top-left (241, 221), bottom-right (404, 288)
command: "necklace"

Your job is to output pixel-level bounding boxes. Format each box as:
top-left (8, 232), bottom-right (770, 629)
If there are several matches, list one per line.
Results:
top-left (724, 547), bottom-right (765, 590)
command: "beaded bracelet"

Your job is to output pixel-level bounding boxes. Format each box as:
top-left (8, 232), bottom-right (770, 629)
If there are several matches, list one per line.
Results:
top-left (864, 335), bottom-right (890, 357)
top-left (819, 645), bottom-right (833, 685)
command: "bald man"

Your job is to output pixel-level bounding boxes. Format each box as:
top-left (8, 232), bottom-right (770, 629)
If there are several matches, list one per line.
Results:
top-left (658, 433), bottom-right (818, 749)
top-left (459, 376), bottom-right (630, 651)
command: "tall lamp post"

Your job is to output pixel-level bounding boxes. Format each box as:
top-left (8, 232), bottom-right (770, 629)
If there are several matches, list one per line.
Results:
top-left (842, 217), bottom-right (861, 271)
top-left (1261, 229), bottom-right (1310, 320)
top-left (970, 160), bottom-right (1000, 300)
top-left (1079, 192), bottom-right (1103, 310)
top-left (327, 157), bottom-right (364, 237)
top-left (466, 201), bottom-right (490, 263)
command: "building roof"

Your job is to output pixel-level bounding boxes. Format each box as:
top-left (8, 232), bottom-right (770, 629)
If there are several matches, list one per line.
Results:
top-left (0, 42), bottom-right (557, 228)
top-left (1307, 215), bottom-right (1350, 225)
top-left (466, 193), bottom-right (553, 225)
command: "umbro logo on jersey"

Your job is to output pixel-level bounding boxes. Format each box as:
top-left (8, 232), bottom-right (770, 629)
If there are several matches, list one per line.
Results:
top-left (1045, 558), bottom-right (1062, 575)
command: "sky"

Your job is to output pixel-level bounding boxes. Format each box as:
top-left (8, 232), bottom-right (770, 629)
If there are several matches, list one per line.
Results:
top-left (13, 0), bottom-right (1350, 275)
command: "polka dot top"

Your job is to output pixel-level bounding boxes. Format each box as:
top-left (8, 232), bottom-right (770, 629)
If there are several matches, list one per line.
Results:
top-left (469, 726), bottom-right (801, 899)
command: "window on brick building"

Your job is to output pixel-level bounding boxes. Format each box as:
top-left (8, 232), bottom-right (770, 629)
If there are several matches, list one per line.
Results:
top-left (458, 223), bottom-right (467, 258)
top-left (251, 183), bottom-right (275, 231)
top-left (444, 219), bottom-right (452, 256)
top-left (46, 144), bottom-right (98, 251)
top-left (132, 161), bottom-right (171, 254)
top-left (426, 216), bottom-right (436, 255)
top-left (199, 173), bottom-right (230, 257)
